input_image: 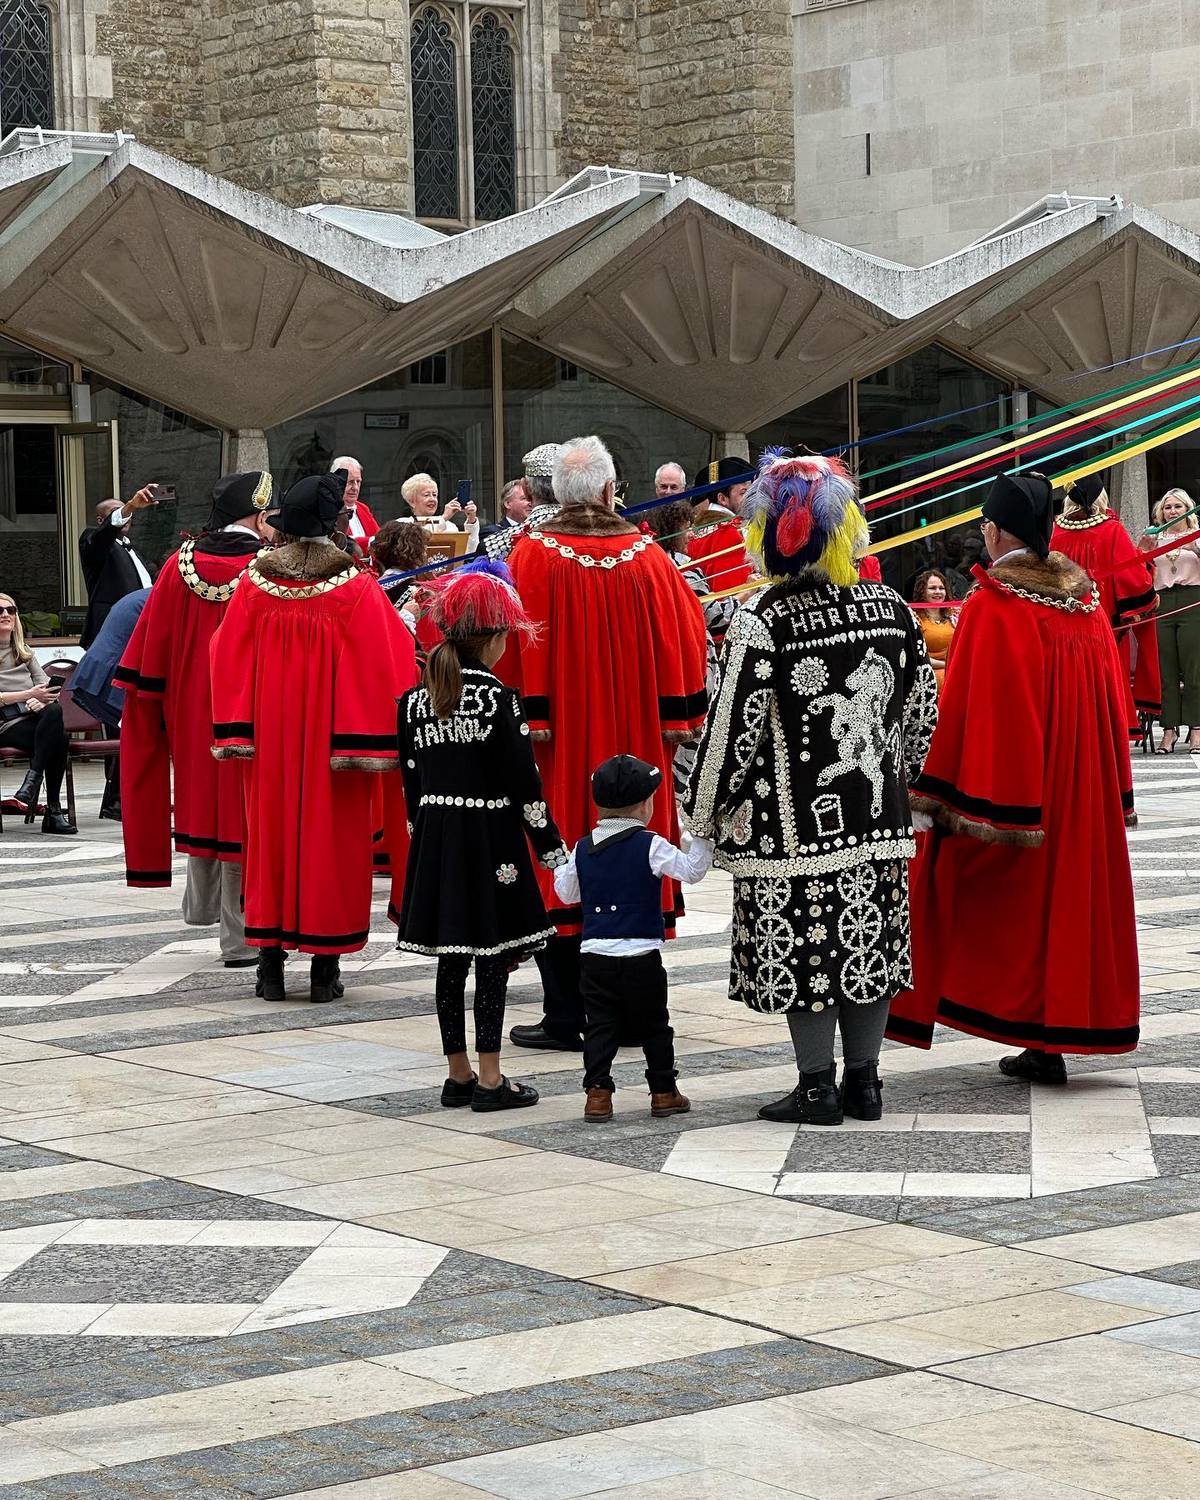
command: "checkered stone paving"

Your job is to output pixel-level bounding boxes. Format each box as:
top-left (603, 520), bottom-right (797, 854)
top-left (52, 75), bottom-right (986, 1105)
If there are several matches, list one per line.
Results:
top-left (4, 761), bottom-right (1200, 1494)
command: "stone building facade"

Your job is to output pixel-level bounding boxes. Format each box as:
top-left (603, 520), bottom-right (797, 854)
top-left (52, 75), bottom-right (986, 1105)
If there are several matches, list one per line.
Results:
top-left (15, 0), bottom-right (794, 221)
top-left (792, 0), bottom-right (1200, 265)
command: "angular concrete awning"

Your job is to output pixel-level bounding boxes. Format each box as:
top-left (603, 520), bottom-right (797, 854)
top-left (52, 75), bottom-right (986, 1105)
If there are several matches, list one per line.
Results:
top-left (2, 134), bottom-right (1199, 435)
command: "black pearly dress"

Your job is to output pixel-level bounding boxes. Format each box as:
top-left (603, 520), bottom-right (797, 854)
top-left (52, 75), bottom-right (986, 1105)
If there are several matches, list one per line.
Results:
top-left (396, 663), bottom-right (569, 957)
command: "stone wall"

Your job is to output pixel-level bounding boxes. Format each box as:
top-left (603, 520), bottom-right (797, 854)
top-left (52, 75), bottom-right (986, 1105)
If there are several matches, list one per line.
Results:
top-left (553, 0), bottom-right (640, 174)
top-left (636, 0), bottom-right (795, 218)
top-left (793, 0), bottom-right (1200, 265)
top-left (96, 0), bottom-right (205, 162)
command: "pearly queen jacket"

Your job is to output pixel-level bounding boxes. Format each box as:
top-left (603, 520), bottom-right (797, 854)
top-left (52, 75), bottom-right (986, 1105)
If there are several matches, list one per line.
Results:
top-left (683, 575), bottom-right (938, 879)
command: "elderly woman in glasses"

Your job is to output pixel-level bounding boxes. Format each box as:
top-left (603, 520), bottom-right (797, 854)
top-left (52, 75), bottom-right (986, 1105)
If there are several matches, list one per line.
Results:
top-left (0, 593), bottom-right (75, 834)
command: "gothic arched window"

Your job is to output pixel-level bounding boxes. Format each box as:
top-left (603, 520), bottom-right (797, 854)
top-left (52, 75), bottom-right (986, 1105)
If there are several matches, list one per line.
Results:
top-left (0, 1), bottom-right (53, 132)
top-left (470, 13), bottom-right (516, 222)
top-left (411, 7), bottom-right (460, 221)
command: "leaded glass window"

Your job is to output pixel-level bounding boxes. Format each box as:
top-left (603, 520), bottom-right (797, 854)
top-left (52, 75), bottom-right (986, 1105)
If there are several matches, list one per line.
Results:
top-left (411, 7), bottom-right (459, 221)
top-left (0, 1), bottom-right (53, 132)
top-left (470, 13), bottom-right (515, 222)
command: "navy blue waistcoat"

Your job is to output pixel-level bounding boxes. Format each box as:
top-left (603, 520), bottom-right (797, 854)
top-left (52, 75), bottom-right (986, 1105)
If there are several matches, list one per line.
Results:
top-left (576, 827), bottom-right (664, 942)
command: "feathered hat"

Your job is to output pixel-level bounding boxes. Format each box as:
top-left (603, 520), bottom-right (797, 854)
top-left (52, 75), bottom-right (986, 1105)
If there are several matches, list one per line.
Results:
top-left (426, 569), bottom-right (533, 641)
top-left (743, 449), bottom-right (867, 585)
top-left (460, 556), bottom-right (515, 587)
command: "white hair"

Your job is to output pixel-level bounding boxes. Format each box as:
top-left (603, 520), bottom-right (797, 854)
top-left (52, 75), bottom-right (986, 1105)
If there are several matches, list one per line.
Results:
top-left (553, 436), bottom-right (616, 508)
top-left (401, 472), bottom-right (437, 504)
top-left (655, 462), bottom-right (685, 484)
top-left (330, 455), bottom-right (362, 476)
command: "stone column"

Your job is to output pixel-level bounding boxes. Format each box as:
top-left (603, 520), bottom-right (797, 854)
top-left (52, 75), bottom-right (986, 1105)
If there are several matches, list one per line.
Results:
top-left (222, 429), bottom-right (270, 475)
top-left (1113, 448), bottom-right (1149, 541)
top-left (718, 433), bottom-right (751, 462)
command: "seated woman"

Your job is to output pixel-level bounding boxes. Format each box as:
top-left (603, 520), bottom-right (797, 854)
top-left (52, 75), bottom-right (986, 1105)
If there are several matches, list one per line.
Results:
top-left (373, 520), bottom-right (430, 636)
top-left (912, 570), bottom-right (957, 692)
top-left (0, 593), bottom-right (76, 834)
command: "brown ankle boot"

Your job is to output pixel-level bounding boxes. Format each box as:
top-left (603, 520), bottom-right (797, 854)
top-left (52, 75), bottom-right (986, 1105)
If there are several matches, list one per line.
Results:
top-left (650, 1089), bottom-right (690, 1118)
top-left (584, 1087), bottom-right (613, 1123)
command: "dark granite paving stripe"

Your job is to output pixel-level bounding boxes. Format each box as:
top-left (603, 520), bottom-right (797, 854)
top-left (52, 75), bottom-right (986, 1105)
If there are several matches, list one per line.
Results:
top-left (0, 1245), bottom-right (314, 1305)
top-left (781, 1131), bottom-right (1030, 1176)
top-left (1145, 1259), bottom-right (1200, 1289)
top-left (0, 1339), bottom-right (894, 1498)
top-left (0, 1178), bottom-right (326, 1235)
top-left (1151, 1137), bottom-right (1200, 1174)
top-left (906, 1172), bottom-right (1200, 1243)
top-left (0, 1262), bottom-right (644, 1420)
top-left (0, 1145), bottom-right (76, 1172)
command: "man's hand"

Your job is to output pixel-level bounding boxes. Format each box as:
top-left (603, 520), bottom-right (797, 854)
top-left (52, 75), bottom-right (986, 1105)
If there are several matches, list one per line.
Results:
top-left (125, 486), bottom-right (158, 513)
top-left (442, 499), bottom-right (462, 522)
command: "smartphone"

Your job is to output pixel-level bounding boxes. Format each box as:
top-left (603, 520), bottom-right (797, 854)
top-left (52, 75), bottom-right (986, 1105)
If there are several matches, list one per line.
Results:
top-left (150, 484), bottom-right (177, 504)
top-left (455, 480), bottom-right (472, 508)
top-left (47, 674), bottom-right (67, 689)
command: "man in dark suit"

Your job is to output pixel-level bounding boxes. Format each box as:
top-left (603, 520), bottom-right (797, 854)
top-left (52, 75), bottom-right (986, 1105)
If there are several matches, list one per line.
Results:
top-left (475, 478), bottom-right (532, 554)
top-left (79, 487), bottom-right (158, 649)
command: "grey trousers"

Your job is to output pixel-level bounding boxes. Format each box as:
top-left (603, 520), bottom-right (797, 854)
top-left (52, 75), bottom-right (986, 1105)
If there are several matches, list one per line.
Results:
top-left (182, 856), bottom-right (253, 962)
top-left (786, 999), bottom-right (890, 1073)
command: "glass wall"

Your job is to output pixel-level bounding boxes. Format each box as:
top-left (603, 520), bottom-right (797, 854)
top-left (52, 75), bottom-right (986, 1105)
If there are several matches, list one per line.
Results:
top-left (747, 385), bottom-right (851, 467)
top-left (857, 345), bottom-right (1010, 595)
top-left (268, 332), bottom-right (494, 519)
top-left (89, 376), bottom-right (224, 568)
top-left (501, 333), bottom-right (712, 503)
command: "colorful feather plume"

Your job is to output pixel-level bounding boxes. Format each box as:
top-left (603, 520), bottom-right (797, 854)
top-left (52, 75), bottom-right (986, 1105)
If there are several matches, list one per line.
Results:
top-left (426, 569), bottom-right (533, 640)
top-left (743, 449), bottom-right (868, 586)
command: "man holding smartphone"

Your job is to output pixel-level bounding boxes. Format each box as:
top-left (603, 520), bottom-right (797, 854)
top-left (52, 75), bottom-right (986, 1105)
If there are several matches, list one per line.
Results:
top-left (78, 484), bottom-right (162, 648)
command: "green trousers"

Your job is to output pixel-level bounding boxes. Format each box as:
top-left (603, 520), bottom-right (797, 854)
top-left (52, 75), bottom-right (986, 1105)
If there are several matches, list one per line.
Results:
top-left (1157, 585), bottom-right (1200, 727)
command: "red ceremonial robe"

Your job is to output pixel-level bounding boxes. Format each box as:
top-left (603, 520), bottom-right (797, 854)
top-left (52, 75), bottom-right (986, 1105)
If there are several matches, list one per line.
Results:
top-left (210, 541), bottom-right (418, 955)
top-left (502, 508), bottom-right (709, 935)
top-left (1051, 513), bottom-right (1160, 727)
top-left (686, 507), bottom-right (752, 594)
top-left (887, 551), bottom-right (1139, 1056)
top-left (116, 533), bottom-right (260, 886)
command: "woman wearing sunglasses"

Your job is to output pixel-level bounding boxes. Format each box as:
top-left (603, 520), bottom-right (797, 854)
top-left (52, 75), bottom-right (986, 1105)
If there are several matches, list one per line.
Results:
top-left (0, 594), bottom-right (75, 834)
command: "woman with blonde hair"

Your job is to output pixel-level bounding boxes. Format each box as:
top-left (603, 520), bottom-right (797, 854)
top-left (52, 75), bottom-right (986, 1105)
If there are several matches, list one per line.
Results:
top-left (1142, 488), bottom-right (1200, 752)
top-left (0, 592), bottom-right (75, 833)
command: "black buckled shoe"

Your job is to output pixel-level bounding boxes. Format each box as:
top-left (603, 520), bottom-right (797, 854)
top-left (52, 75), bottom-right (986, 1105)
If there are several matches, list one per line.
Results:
top-left (41, 804), bottom-right (77, 836)
top-left (758, 1066), bottom-right (843, 1125)
top-left (999, 1049), bottom-right (1068, 1085)
top-left (256, 947), bottom-right (286, 1001)
top-left (440, 1075), bottom-right (478, 1108)
top-left (310, 954), bottom-right (342, 1004)
top-left (471, 1076), bottom-right (540, 1112)
top-left (841, 1061), bottom-right (883, 1121)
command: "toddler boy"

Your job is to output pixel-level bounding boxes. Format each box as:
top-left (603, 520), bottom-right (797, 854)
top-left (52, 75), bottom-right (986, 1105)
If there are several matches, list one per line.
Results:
top-left (553, 753), bottom-right (713, 1123)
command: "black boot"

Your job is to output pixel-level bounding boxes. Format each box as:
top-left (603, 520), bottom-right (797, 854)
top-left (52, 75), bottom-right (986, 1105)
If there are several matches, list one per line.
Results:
top-left (256, 947), bottom-right (286, 1001)
top-left (12, 768), bottom-right (41, 812)
top-left (99, 773), bottom-right (121, 822)
top-left (758, 1065), bottom-right (843, 1125)
top-left (841, 1061), bottom-right (883, 1121)
top-left (41, 804), bottom-right (77, 836)
top-left (999, 1049), bottom-right (1067, 1085)
top-left (310, 954), bottom-right (342, 1004)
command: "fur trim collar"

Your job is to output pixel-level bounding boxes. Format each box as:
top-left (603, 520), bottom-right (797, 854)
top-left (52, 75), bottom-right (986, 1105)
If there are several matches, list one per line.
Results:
top-left (256, 540), bottom-right (359, 583)
top-left (985, 551), bottom-right (1093, 606)
top-left (546, 505), bottom-right (638, 538)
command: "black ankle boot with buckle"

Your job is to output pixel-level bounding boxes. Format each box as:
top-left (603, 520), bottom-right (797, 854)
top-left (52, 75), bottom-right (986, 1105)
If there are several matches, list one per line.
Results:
top-left (758, 1065), bottom-right (843, 1125)
top-left (309, 954), bottom-right (342, 1004)
top-left (841, 1061), bottom-right (883, 1121)
top-left (12, 768), bottom-right (41, 813)
top-left (256, 947), bottom-right (286, 1001)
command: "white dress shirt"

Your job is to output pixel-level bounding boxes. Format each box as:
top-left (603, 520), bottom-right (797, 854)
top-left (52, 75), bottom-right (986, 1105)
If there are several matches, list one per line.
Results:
top-left (554, 817), bottom-right (714, 956)
top-left (345, 505), bottom-right (366, 541)
top-left (109, 507), bottom-right (153, 588)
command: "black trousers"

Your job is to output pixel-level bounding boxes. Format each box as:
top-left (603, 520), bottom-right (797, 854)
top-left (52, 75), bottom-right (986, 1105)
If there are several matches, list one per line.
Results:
top-left (535, 934), bottom-right (584, 1043)
top-left (581, 950), bottom-right (677, 1094)
top-left (0, 703), bottom-right (68, 800)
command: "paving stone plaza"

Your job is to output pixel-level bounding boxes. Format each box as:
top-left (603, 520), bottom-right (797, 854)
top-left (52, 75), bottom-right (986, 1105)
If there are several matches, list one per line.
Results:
top-left (0, 760), bottom-right (1195, 1496)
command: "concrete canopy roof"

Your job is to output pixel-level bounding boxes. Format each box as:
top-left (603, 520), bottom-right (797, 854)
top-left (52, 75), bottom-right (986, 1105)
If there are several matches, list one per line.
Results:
top-left (1, 134), bottom-right (1199, 434)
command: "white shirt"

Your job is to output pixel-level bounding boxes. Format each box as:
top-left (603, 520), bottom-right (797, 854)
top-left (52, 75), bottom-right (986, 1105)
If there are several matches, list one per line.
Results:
top-left (345, 505), bottom-right (366, 541)
top-left (222, 523), bottom-right (261, 540)
top-left (990, 545), bottom-right (1031, 568)
top-left (553, 817), bottom-right (714, 956)
top-left (400, 513), bottom-right (480, 549)
top-left (109, 507), bottom-right (153, 588)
